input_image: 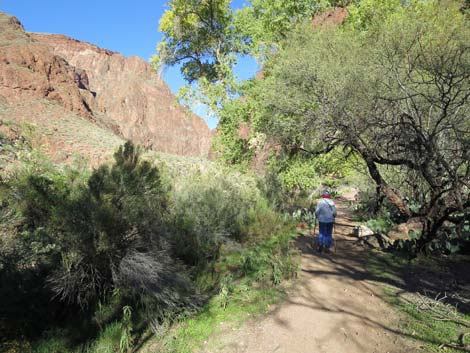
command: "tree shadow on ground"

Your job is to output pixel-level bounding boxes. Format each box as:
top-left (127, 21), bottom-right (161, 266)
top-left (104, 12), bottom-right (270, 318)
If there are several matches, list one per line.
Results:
top-left (284, 233), bottom-right (470, 350)
top-left (296, 234), bottom-right (470, 315)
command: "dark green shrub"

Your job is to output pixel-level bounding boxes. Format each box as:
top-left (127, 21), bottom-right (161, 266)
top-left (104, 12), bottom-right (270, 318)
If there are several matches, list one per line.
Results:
top-left (216, 222), bottom-right (298, 287)
top-left (393, 219), bottom-right (470, 256)
top-left (46, 142), bottom-right (170, 308)
top-left (0, 142), bottom-right (186, 341)
top-left (366, 216), bottom-right (394, 235)
top-left (0, 141), bottom-right (299, 350)
top-left (0, 164), bottom-right (78, 340)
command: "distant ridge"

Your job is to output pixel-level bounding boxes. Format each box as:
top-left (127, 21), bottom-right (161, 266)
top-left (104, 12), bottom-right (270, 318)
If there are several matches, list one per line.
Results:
top-left (0, 11), bottom-right (212, 165)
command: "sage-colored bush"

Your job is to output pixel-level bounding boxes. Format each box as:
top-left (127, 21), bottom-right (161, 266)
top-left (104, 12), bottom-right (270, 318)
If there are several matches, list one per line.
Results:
top-left (170, 169), bottom-right (265, 266)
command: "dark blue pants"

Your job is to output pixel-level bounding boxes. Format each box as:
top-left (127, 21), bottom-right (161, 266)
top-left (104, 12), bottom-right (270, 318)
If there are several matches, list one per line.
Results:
top-left (318, 222), bottom-right (334, 248)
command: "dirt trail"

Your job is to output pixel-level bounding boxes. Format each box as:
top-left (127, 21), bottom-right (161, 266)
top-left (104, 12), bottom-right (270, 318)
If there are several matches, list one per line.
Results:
top-left (205, 196), bottom-right (418, 353)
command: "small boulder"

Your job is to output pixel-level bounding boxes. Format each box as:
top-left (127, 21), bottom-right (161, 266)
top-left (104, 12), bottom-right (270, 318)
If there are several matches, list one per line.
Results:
top-left (360, 225), bottom-right (375, 237)
top-left (388, 218), bottom-right (424, 242)
top-left (364, 235), bottom-right (381, 248)
top-left (357, 233), bottom-right (392, 249)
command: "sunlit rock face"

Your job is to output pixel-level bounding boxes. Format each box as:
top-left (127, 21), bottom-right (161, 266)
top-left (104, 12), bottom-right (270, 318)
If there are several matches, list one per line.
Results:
top-left (0, 11), bottom-right (212, 163)
top-left (31, 32), bottom-right (212, 157)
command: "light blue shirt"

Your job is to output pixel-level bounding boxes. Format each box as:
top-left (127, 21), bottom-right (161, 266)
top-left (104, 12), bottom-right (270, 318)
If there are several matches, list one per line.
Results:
top-left (315, 199), bottom-right (337, 223)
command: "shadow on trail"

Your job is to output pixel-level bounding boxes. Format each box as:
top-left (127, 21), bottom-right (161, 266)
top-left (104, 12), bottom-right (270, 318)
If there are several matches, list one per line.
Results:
top-left (296, 235), bottom-right (402, 287)
top-left (296, 227), bottom-right (470, 315)
top-left (282, 234), bottom-right (470, 350)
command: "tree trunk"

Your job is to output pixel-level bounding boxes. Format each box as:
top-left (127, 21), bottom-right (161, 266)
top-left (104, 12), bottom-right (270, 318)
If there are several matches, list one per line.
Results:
top-left (364, 157), bottom-right (412, 218)
top-left (373, 185), bottom-right (385, 215)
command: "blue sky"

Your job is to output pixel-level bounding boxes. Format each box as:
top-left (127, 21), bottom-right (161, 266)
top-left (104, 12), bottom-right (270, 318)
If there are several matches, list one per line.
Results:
top-left (0, 0), bottom-right (257, 128)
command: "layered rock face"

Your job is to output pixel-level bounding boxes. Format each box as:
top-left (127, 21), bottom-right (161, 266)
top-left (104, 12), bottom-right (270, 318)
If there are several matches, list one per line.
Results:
top-left (31, 33), bottom-right (211, 157)
top-left (0, 14), bottom-right (94, 119)
top-left (0, 11), bottom-right (212, 163)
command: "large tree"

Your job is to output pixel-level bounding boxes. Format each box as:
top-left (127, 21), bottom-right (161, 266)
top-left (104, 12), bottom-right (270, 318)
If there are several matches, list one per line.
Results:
top-left (256, 2), bottom-right (470, 247)
top-left (155, 0), bottom-right (240, 84)
top-left (154, 0), bottom-right (330, 161)
top-left (154, 0), bottom-right (328, 112)
top-left (154, 0), bottom-right (325, 82)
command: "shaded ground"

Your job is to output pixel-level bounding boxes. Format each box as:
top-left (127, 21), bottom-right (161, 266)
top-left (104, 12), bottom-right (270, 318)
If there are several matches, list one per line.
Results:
top-left (203, 196), bottom-right (420, 353)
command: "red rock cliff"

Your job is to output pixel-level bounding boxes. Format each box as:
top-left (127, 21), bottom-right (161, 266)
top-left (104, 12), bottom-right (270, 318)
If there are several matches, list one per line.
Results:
top-left (0, 11), bottom-right (211, 161)
top-left (31, 33), bottom-right (212, 157)
top-left (0, 13), bottom-right (95, 119)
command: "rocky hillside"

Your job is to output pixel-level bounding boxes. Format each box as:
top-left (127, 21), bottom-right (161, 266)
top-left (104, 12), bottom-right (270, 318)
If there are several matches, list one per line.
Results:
top-left (0, 11), bottom-right (212, 166)
top-left (31, 33), bottom-right (212, 156)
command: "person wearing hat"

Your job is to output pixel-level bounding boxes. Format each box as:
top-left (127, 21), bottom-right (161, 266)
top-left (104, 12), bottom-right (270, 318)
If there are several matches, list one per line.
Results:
top-left (315, 190), bottom-right (337, 253)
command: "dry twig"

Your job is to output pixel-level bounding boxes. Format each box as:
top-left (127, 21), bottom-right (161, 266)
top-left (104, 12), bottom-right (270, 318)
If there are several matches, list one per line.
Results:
top-left (415, 292), bottom-right (470, 351)
top-left (415, 291), bottom-right (470, 327)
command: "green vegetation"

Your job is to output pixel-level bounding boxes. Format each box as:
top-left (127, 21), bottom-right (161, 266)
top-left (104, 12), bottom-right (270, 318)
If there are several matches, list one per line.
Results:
top-left (0, 141), bottom-right (298, 353)
top-left (153, 0), bottom-right (341, 139)
top-left (153, 2), bottom-right (470, 348)
top-left (257, 1), bottom-right (470, 250)
top-left (151, 229), bottom-right (296, 353)
top-left (156, 286), bottom-right (286, 353)
top-left (2, 0), bottom-right (469, 352)
top-left (156, 0), bottom-right (469, 252)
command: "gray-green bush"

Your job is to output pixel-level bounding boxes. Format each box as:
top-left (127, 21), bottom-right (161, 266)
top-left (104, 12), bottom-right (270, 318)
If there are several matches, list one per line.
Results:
top-left (171, 169), bottom-right (265, 266)
top-left (0, 142), bottom-right (298, 352)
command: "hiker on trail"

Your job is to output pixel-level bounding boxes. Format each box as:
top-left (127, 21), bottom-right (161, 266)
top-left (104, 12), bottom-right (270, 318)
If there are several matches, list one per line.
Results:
top-left (315, 190), bottom-right (337, 253)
